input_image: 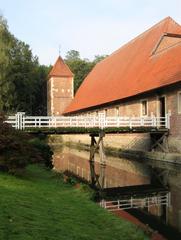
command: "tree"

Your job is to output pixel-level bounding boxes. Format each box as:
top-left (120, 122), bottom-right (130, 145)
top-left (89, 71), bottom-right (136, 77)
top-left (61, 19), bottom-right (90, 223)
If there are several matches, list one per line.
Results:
top-left (93, 54), bottom-right (108, 64)
top-left (0, 14), bottom-right (49, 115)
top-left (0, 114), bottom-right (53, 173)
top-left (0, 15), bottom-right (15, 112)
top-left (65, 50), bottom-right (80, 61)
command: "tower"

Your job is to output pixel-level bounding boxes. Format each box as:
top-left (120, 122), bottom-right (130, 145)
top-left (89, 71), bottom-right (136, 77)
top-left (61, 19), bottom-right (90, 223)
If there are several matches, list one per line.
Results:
top-left (47, 56), bottom-right (74, 116)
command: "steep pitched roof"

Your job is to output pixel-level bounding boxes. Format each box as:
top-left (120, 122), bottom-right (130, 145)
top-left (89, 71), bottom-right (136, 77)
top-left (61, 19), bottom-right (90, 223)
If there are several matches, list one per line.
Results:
top-left (48, 56), bottom-right (73, 78)
top-left (64, 17), bottom-right (181, 114)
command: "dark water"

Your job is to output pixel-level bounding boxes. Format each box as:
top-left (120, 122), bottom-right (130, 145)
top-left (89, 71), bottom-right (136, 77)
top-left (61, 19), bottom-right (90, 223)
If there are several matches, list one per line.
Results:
top-left (53, 146), bottom-right (151, 188)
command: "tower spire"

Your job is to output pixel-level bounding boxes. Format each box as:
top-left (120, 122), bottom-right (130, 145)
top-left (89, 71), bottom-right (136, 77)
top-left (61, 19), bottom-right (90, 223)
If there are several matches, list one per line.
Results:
top-left (59, 44), bottom-right (61, 56)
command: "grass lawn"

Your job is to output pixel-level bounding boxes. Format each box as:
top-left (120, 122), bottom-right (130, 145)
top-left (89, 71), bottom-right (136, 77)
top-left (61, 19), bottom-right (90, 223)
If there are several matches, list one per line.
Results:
top-left (0, 165), bottom-right (149, 240)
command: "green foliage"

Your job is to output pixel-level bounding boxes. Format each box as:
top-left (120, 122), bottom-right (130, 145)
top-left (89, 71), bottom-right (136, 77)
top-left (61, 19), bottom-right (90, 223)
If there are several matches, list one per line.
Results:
top-left (0, 14), bottom-right (107, 114)
top-left (65, 50), bottom-right (81, 61)
top-left (0, 14), bottom-right (50, 115)
top-left (29, 138), bottom-right (53, 169)
top-left (0, 15), bottom-right (15, 111)
top-left (0, 114), bottom-right (53, 173)
top-left (0, 165), bottom-right (149, 240)
top-left (24, 126), bottom-right (156, 134)
top-left (0, 115), bottom-right (32, 173)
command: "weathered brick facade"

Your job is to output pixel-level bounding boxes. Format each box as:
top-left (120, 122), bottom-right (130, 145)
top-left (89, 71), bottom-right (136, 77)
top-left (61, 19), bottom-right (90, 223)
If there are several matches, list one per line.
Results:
top-left (73, 84), bottom-right (180, 152)
top-left (47, 76), bottom-right (73, 115)
top-left (47, 56), bottom-right (74, 116)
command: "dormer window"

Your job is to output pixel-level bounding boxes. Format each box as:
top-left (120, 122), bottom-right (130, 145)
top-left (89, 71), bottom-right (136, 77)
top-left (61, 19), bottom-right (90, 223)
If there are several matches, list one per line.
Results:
top-left (152, 33), bottom-right (181, 56)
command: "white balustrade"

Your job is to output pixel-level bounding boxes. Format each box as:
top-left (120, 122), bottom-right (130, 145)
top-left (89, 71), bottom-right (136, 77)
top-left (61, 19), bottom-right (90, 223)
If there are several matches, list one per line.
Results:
top-left (100, 192), bottom-right (170, 211)
top-left (5, 112), bottom-right (170, 130)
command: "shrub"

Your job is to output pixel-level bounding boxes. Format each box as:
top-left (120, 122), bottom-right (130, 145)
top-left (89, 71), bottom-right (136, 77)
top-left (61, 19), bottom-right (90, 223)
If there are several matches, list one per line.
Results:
top-left (29, 138), bottom-right (53, 169)
top-left (0, 114), bottom-right (53, 173)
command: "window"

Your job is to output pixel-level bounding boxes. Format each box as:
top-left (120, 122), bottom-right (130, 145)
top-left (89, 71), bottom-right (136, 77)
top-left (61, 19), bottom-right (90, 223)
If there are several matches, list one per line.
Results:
top-left (141, 100), bottom-right (148, 116)
top-left (178, 91), bottom-right (181, 114)
top-left (116, 107), bottom-right (119, 116)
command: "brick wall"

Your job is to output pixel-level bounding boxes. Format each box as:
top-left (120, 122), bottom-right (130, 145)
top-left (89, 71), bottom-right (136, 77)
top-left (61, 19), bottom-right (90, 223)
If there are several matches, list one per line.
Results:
top-left (79, 85), bottom-right (181, 151)
top-left (47, 76), bottom-right (73, 115)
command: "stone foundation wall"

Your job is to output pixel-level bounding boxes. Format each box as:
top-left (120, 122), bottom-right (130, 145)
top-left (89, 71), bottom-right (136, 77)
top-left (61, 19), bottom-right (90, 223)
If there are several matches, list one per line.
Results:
top-left (51, 133), bottom-right (151, 151)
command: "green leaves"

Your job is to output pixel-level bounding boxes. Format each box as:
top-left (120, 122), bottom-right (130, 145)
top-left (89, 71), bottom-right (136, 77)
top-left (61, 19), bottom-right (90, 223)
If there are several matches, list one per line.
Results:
top-left (0, 114), bottom-right (53, 173)
top-left (0, 14), bottom-right (49, 115)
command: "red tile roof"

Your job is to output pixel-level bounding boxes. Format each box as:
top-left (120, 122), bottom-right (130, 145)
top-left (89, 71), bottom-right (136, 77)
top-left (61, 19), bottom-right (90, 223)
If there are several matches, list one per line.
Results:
top-left (64, 17), bottom-right (181, 114)
top-left (49, 56), bottom-right (73, 78)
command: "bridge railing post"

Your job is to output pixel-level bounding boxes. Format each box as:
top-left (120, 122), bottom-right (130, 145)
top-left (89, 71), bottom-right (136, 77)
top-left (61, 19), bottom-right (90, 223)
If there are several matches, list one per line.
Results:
top-left (98, 113), bottom-right (105, 129)
top-left (15, 112), bottom-right (25, 130)
top-left (165, 113), bottom-right (171, 129)
top-left (15, 113), bottom-right (19, 129)
top-left (129, 117), bottom-right (132, 129)
top-left (153, 115), bottom-right (157, 127)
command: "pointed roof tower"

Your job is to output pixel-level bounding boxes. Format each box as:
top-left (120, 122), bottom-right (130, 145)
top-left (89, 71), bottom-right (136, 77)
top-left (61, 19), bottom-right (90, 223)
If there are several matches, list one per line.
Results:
top-left (49, 56), bottom-right (73, 78)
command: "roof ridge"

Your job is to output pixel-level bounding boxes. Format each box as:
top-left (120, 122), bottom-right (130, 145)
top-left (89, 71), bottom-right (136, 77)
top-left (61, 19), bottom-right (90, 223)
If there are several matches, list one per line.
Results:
top-left (64, 17), bottom-right (181, 114)
top-left (97, 17), bottom-right (179, 65)
top-left (48, 56), bottom-right (73, 78)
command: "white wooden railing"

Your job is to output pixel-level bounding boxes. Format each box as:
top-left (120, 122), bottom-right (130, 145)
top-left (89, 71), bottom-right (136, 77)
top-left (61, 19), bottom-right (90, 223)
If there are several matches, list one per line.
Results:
top-left (5, 112), bottom-right (170, 130)
top-left (100, 192), bottom-right (170, 211)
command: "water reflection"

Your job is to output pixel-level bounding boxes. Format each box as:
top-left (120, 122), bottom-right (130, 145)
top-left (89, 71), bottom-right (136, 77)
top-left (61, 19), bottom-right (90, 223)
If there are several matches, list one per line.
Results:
top-left (53, 146), bottom-right (151, 188)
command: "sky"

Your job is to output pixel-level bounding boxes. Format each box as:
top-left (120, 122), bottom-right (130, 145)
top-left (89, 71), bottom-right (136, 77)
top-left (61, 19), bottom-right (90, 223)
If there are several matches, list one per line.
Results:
top-left (0, 0), bottom-right (181, 65)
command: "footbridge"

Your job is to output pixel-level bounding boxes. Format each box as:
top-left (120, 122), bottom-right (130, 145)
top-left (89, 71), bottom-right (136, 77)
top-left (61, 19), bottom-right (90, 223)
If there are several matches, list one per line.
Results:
top-left (6, 112), bottom-right (171, 190)
top-left (6, 112), bottom-right (170, 133)
top-left (6, 112), bottom-right (172, 221)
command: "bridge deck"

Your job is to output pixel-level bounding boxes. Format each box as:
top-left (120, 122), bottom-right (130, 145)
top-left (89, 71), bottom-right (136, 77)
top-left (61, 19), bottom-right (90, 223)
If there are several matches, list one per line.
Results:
top-left (24, 127), bottom-right (169, 135)
top-left (6, 112), bottom-right (170, 133)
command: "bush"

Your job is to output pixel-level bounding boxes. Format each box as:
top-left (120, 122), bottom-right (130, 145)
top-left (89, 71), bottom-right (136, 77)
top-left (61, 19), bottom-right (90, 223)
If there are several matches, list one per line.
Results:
top-left (29, 138), bottom-right (53, 169)
top-left (0, 114), bottom-right (53, 173)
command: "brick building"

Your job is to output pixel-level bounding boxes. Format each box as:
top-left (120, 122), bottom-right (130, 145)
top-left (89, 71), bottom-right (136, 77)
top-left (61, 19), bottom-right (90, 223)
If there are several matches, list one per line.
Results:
top-left (47, 17), bottom-right (181, 230)
top-left (47, 56), bottom-right (74, 116)
top-left (48, 17), bottom-right (181, 151)
top-left (62, 17), bottom-right (181, 151)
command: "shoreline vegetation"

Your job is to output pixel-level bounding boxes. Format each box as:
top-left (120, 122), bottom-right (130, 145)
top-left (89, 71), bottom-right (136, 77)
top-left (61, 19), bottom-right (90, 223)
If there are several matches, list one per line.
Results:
top-left (0, 119), bottom-right (148, 239)
top-left (0, 164), bottom-right (149, 240)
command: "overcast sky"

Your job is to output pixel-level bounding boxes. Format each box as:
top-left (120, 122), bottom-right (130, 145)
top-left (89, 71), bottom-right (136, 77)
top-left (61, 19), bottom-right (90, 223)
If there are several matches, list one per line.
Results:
top-left (0, 0), bottom-right (181, 65)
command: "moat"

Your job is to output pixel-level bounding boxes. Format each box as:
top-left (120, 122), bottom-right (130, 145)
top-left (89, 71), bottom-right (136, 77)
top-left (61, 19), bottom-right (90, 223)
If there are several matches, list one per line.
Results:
top-left (50, 136), bottom-right (181, 236)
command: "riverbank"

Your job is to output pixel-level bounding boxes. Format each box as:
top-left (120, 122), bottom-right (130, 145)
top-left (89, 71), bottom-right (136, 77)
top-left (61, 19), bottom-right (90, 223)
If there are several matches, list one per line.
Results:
top-left (0, 164), bottom-right (148, 240)
top-left (48, 134), bottom-right (181, 232)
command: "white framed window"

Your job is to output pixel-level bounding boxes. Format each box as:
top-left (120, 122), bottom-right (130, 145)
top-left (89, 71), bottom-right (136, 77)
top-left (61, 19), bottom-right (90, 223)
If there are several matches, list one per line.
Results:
top-left (178, 91), bottom-right (181, 114)
top-left (141, 99), bottom-right (148, 116)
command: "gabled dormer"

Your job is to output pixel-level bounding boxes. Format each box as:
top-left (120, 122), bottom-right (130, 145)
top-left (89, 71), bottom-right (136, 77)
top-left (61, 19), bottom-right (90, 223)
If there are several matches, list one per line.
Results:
top-left (152, 33), bottom-right (181, 55)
